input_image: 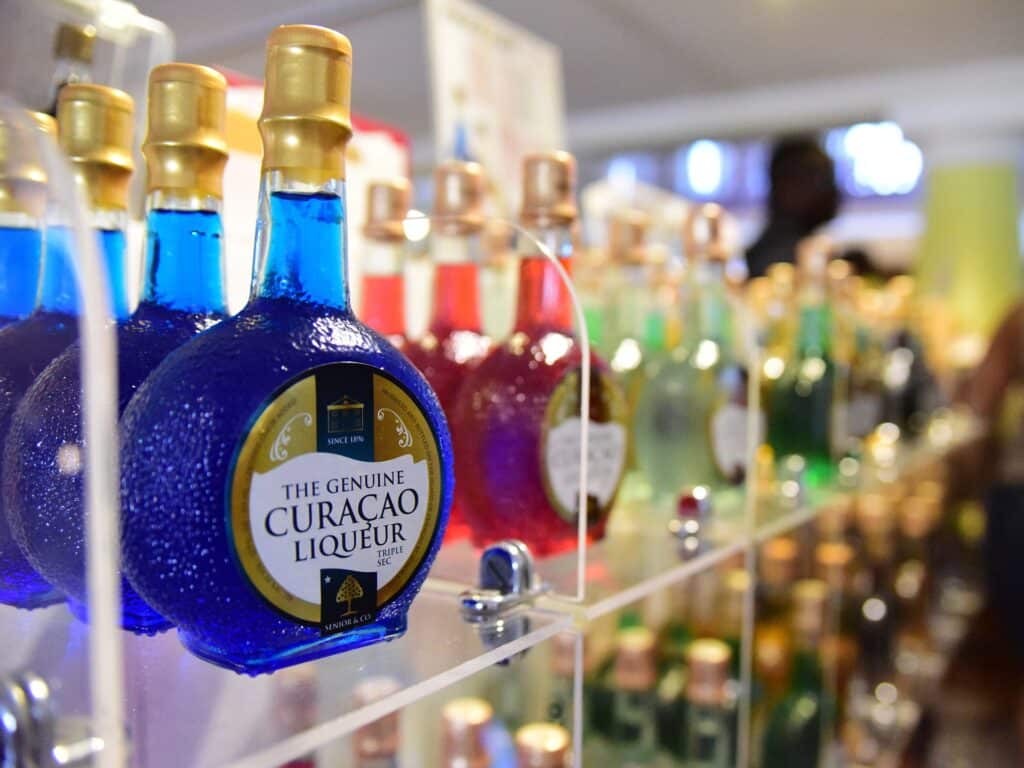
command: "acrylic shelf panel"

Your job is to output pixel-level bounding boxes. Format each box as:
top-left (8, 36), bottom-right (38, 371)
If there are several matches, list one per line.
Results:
top-left (0, 588), bottom-right (570, 768)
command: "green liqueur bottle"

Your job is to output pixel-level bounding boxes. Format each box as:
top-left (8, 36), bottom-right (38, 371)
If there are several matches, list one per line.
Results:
top-left (611, 626), bottom-right (660, 766)
top-left (761, 579), bottom-right (831, 768)
top-left (634, 204), bottom-right (752, 512)
top-left (766, 236), bottom-right (836, 487)
top-left (683, 638), bottom-right (734, 768)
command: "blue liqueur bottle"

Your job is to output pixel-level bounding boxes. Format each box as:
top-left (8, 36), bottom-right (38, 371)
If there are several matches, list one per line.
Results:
top-left (0, 112), bottom-right (54, 328)
top-left (120, 25), bottom-right (453, 674)
top-left (5, 65), bottom-right (230, 633)
top-left (0, 86), bottom-right (133, 609)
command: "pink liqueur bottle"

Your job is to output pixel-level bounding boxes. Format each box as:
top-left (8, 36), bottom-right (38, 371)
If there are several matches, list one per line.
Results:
top-left (359, 178), bottom-right (410, 350)
top-left (452, 152), bottom-right (628, 556)
top-left (405, 161), bottom-right (491, 542)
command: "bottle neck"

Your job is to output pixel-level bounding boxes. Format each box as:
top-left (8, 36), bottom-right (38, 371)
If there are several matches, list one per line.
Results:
top-left (798, 285), bottom-right (831, 356)
top-left (430, 233), bottom-right (482, 334)
top-left (789, 644), bottom-right (823, 693)
top-left (690, 259), bottom-right (733, 345)
top-left (142, 193), bottom-right (227, 315)
top-left (0, 213), bottom-right (42, 320)
top-left (252, 172), bottom-right (349, 312)
top-left (39, 208), bottom-right (130, 320)
top-left (514, 224), bottom-right (575, 336)
top-left (360, 243), bottom-right (406, 338)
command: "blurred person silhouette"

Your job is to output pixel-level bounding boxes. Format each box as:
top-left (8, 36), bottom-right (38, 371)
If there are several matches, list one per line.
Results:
top-left (958, 301), bottom-right (1024, 654)
top-left (746, 136), bottom-right (840, 278)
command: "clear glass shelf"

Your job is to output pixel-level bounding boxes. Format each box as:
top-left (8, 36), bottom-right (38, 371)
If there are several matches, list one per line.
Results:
top-left (0, 589), bottom-right (570, 768)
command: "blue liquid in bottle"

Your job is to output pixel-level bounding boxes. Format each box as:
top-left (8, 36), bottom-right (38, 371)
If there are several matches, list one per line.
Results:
top-left (0, 222), bottom-right (42, 328)
top-left (6, 207), bottom-right (227, 632)
top-left (121, 182), bottom-right (452, 672)
top-left (0, 226), bottom-right (82, 608)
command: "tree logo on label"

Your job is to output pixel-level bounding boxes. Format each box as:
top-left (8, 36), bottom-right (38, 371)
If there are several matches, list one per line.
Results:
top-left (336, 575), bottom-right (365, 616)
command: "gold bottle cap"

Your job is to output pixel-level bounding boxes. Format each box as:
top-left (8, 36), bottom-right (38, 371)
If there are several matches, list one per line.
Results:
top-left (143, 63), bottom-right (227, 201)
top-left (433, 159), bottom-right (485, 236)
top-left (54, 22), bottom-right (96, 63)
top-left (57, 84), bottom-right (134, 211)
top-left (755, 624), bottom-right (791, 685)
top-left (814, 541), bottom-right (854, 592)
top-left (899, 494), bottom-right (939, 541)
top-left (747, 276), bottom-right (773, 315)
top-left (827, 258), bottom-right (854, 300)
top-left (767, 261), bottom-right (795, 291)
top-left (759, 536), bottom-right (799, 589)
top-left (0, 111), bottom-right (55, 217)
top-left (515, 723), bottom-right (570, 768)
top-left (613, 626), bottom-right (657, 691)
top-left (441, 698), bottom-right (492, 768)
top-left (260, 24), bottom-right (352, 185)
top-left (353, 677), bottom-right (401, 760)
top-left (816, 494), bottom-right (854, 539)
top-left (550, 631), bottom-right (578, 678)
top-left (608, 209), bottom-right (649, 265)
top-left (363, 178), bottom-right (412, 242)
top-left (796, 234), bottom-right (831, 281)
top-left (720, 568), bottom-right (751, 634)
top-left (855, 492), bottom-right (894, 538)
top-left (791, 578), bottom-right (828, 642)
top-left (684, 202), bottom-right (732, 261)
top-left (685, 638), bottom-right (731, 706)
top-left (520, 150), bottom-right (577, 229)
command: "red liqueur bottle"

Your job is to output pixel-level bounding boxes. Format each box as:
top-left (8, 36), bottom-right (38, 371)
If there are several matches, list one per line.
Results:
top-left (359, 178), bottom-right (411, 349)
top-left (405, 160), bottom-right (491, 541)
top-left (452, 151), bottom-right (628, 556)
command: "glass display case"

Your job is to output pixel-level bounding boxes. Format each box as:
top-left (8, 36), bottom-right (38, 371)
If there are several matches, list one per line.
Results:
top-left (0, 69), bottom-right (983, 768)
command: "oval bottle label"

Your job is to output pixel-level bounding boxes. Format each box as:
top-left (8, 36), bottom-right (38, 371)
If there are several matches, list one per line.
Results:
top-left (229, 362), bottom-right (443, 636)
top-left (540, 368), bottom-right (628, 526)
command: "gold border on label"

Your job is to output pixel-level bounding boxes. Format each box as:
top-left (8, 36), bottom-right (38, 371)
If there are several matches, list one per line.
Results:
top-left (229, 365), bottom-right (443, 625)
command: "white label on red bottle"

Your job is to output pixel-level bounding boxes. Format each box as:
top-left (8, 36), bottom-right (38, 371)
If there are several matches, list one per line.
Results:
top-left (541, 370), bottom-right (628, 525)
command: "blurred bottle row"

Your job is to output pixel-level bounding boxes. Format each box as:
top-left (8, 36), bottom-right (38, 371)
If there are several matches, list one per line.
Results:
top-left (0, 19), bottom-right (955, 680)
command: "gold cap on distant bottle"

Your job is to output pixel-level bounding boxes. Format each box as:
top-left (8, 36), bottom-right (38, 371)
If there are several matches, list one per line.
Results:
top-left (608, 209), bottom-right (649, 265)
top-left (433, 159), bottom-right (485, 236)
top-left (684, 202), bottom-right (732, 262)
top-left (759, 536), bottom-right (799, 589)
top-left (143, 63), bottom-right (227, 201)
top-left (613, 626), bottom-right (657, 691)
top-left (57, 83), bottom-right (134, 211)
top-left (855, 492), bottom-right (893, 538)
top-left (520, 150), bottom-right (577, 228)
top-left (767, 261), bottom-right (795, 291)
top-left (54, 22), bottom-right (96, 63)
top-left (260, 24), bottom-right (352, 184)
top-left (441, 698), bottom-right (492, 768)
top-left (685, 638), bottom-right (731, 706)
top-left (899, 494), bottom-right (939, 541)
top-left (814, 541), bottom-right (854, 593)
top-left (352, 677), bottom-right (401, 760)
top-left (720, 567), bottom-right (751, 634)
top-left (816, 494), bottom-right (853, 540)
top-left (515, 723), bottom-right (571, 768)
top-left (0, 111), bottom-right (55, 217)
top-left (796, 234), bottom-right (831, 281)
top-left (791, 578), bottom-right (828, 644)
top-left (363, 178), bottom-right (411, 242)
top-left (827, 257), bottom-right (853, 292)
top-left (550, 631), bottom-right (578, 678)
